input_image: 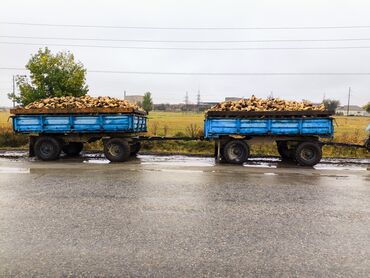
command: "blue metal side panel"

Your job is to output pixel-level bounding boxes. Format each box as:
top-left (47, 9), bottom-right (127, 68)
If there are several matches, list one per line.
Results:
top-left (239, 119), bottom-right (269, 134)
top-left (133, 115), bottom-right (139, 131)
top-left (132, 115), bottom-right (147, 132)
top-left (13, 114), bottom-right (147, 133)
top-left (205, 119), bottom-right (238, 135)
top-left (205, 118), bottom-right (270, 136)
top-left (73, 116), bottom-right (101, 131)
top-left (102, 115), bottom-right (131, 132)
top-left (270, 119), bottom-right (300, 134)
top-left (43, 116), bottom-right (70, 132)
top-left (301, 119), bottom-right (333, 135)
top-left (204, 117), bottom-right (333, 139)
top-left (136, 115), bottom-right (147, 132)
top-left (13, 116), bottom-right (43, 132)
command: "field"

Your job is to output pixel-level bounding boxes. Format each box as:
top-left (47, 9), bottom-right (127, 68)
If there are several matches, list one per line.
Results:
top-left (1, 110), bottom-right (369, 157)
top-left (0, 111), bottom-right (10, 128)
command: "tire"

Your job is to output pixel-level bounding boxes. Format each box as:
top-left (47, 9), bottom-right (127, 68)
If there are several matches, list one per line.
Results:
top-left (62, 142), bottom-right (83, 156)
top-left (34, 136), bottom-right (62, 161)
top-left (104, 138), bottom-right (131, 162)
top-left (276, 141), bottom-right (292, 160)
top-left (130, 142), bottom-right (141, 156)
top-left (365, 138), bottom-right (370, 151)
top-left (222, 140), bottom-right (250, 164)
top-left (294, 141), bottom-right (322, 166)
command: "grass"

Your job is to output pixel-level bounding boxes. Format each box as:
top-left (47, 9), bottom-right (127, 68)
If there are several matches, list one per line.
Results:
top-left (0, 110), bottom-right (11, 129)
top-left (147, 112), bottom-right (204, 137)
top-left (0, 110), bottom-right (369, 157)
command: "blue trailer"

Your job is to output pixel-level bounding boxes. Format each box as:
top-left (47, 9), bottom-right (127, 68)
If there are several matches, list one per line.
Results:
top-left (204, 110), bottom-right (335, 166)
top-left (10, 107), bottom-right (147, 162)
top-left (204, 117), bottom-right (333, 139)
top-left (10, 107), bottom-right (368, 166)
top-left (12, 114), bottom-right (147, 134)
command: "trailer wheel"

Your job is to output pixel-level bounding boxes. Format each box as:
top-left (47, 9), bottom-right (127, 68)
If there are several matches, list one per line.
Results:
top-left (222, 140), bottom-right (249, 164)
top-left (276, 141), bottom-right (292, 160)
top-left (365, 138), bottom-right (370, 151)
top-left (294, 142), bottom-right (322, 166)
top-left (130, 142), bottom-right (141, 156)
top-left (34, 136), bottom-right (62, 161)
top-left (62, 142), bottom-right (83, 157)
top-left (104, 138), bottom-right (130, 162)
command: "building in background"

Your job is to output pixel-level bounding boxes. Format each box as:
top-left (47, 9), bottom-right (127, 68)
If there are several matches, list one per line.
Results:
top-left (225, 97), bottom-right (242, 102)
top-left (198, 101), bottom-right (219, 110)
top-left (123, 91), bottom-right (144, 104)
top-left (336, 105), bottom-right (369, 116)
top-left (153, 101), bottom-right (219, 112)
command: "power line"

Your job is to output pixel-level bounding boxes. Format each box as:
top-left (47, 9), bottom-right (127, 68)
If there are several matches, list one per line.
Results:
top-left (1, 21), bottom-right (370, 30)
top-left (2, 35), bottom-right (370, 43)
top-left (2, 41), bottom-right (370, 50)
top-left (1, 67), bottom-right (370, 76)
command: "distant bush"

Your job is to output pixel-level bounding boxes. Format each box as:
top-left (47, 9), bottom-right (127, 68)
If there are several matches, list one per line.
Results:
top-left (185, 124), bottom-right (203, 137)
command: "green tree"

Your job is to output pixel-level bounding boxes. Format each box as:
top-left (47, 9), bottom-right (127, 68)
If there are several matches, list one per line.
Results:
top-left (8, 47), bottom-right (88, 106)
top-left (141, 92), bottom-right (153, 113)
top-left (363, 102), bottom-right (370, 113)
top-left (322, 99), bottom-right (340, 111)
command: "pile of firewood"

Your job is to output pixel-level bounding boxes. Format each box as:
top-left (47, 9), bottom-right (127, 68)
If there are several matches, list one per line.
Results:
top-left (23, 95), bottom-right (143, 111)
top-left (208, 95), bottom-right (325, 112)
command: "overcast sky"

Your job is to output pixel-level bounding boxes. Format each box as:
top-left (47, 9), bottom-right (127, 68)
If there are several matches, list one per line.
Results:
top-left (1, 0), bottom-right (370, 106)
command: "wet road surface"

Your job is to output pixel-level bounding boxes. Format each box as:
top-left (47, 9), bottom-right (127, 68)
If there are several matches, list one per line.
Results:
top-left (0, 154), bottom-right (369, 277)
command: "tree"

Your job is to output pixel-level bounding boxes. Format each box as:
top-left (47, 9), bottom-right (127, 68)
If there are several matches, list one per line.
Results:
top-left (8, 47), bottom-right (88, 106)
top-left (363, 102), bottom-right (370, 113)
top-left (322, 99), bottom-right (340, 111)
top-left (141, 92), bottom-right (153, 113)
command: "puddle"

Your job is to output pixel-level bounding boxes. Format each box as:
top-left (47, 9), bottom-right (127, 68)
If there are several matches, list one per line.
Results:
top-left (83, 159), bottom-right (110, 164)
top-left (321, 158), bottom-right (370, 165)
top-left (0, 151), bottom-right (28, 158)
top-left (249, 157), bottom-right (281, 162)
top-left (315, 164), bottom-right (367, 171)
top-left (0, 167), bottom-right (30, 174)
top-left (243, 162), bottom-right (277, 169)
top-left (264, 172), bottom-right (278, 176)
top-left (139, 155), bottom-right (214, 167)
top-left (158, 169), bottom-right (205, 173)
top-left (0, 151), bottom-right (369, 171)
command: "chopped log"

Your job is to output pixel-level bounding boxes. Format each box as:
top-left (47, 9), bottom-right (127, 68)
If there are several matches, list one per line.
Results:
top-left (208, 95), bottom-right (325, 113)
top-left (19, 95), bottom-right (144, 112)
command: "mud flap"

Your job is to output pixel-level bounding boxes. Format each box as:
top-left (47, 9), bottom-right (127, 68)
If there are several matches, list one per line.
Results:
top-left (215, 140), bottom-right (227, 163)
top-left (29, 136), bottom-right (36, 157)
top-left (217, 140), bottom-right (221, 162)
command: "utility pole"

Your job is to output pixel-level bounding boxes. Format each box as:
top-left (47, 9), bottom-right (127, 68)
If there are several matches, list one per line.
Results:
top-left (347, 87), bottom-right (351, 116)
top-left (185, 91), bottom-right (189, 105)
top-left (197, 90), bottom-right (200, 106)
top-left (185, 91), bottom-right (189, 111)
top-left (12, 75), bottom-right (15, 108)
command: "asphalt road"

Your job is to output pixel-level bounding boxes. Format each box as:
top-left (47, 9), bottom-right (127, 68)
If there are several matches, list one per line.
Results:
top-left (0, 155), bottom-right (369, 277)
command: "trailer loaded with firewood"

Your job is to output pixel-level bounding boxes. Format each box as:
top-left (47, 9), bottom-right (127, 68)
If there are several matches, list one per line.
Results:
top-left (204, 110), bottom-right (334, 166)
top-left (9, 96), bottom-right (148, 161)
top-left (10, 96), bottom-right (370, 165)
